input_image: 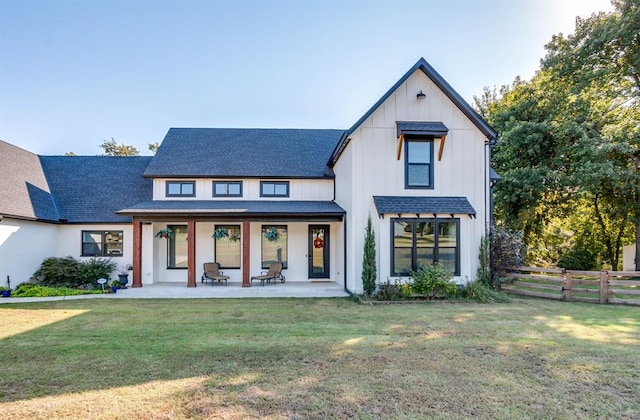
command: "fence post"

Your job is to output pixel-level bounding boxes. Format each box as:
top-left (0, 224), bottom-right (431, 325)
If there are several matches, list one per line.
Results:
top-left (564, 270), bottom-right (572, 302)
top-left (599, 271), bottom-right (608, 304)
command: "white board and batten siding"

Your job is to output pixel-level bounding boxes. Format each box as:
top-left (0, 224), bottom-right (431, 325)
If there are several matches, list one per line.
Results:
top-left (152, 178), bottom-right (334, 201)
top-left (334, 69), bottom-right (490, 292)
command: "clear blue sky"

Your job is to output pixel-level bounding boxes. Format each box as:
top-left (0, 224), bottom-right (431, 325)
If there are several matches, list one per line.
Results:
top-left (0, 0), bottom-right (614, 155)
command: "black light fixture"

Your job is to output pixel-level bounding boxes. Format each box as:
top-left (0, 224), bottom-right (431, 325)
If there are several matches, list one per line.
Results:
top-left (416, 90), bottom-right (426, 100)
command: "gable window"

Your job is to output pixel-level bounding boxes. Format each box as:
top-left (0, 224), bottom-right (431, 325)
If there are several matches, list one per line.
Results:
top-left (391, 218), bottom-right (459, 276)
top-left (260, 181), bottom-right (289, 197)
top-left (261, 225), bottom-right (288, 269)
top-left (167, 225), bottom-right (188, 269)
top-left (405, 139), bottom-right (434, 189)
top-left (213, 181), bottom-right (242, 197)
top-left (82, 231), bottom-right (123, 257)
top-left (214, 225), bottom-right (241, 269)
top-left (166, 181), bottom-right (195, 197)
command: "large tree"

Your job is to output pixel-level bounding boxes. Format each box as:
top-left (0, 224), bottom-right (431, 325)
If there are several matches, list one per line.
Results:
top-left (482, 0), bottom-right (640, 269)
top-left (100, 137), bottom-right (140, 156)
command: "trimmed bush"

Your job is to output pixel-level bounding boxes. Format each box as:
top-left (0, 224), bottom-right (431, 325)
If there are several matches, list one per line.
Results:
top-left (411, 264), bottom-right (458, 299)
top-left (13, 283), bottom-right (104, 297)
top-left (31, 256), bottom-right (116, 289)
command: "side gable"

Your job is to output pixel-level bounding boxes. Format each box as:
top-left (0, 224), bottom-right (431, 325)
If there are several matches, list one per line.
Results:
top-left (328, 57), bottom-right (497, 166)
top-left (0, 140), bottom-right (60, 221)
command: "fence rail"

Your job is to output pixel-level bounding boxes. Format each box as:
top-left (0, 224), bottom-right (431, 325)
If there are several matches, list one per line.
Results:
top-left (501, 267), bottom-right (640, 306)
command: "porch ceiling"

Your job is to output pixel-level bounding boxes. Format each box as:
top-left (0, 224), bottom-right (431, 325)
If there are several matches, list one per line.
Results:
top-left (117, 200), bottom-right (345, 221)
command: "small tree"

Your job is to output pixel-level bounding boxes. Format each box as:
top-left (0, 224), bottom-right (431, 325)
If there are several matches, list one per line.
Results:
top-left (362, 215), bottom-right (377, 296)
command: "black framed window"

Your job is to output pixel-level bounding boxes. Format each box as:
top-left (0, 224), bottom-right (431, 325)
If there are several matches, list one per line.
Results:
top-left (82, 231), bottom-right (123, 257)
top-left (166, 181), bottom-right (195, 197)
top-left (391, 218), bottom-right (459, 275)
top-left (214, 225), bottom-right (241, 269)
top-left (261, 225), bottom-right (288, 269)
top-left (260, 181), bottom-right (289, 197)
top-left (213, 181), bottom-right (242, 197)
top-left (167, 225), bottom-right (188, 269)
top-left (405, 139), bottom-right (434, 189)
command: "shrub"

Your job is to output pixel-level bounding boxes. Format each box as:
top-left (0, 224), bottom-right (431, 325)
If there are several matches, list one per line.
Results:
top-left (362, 215), bottom-right (377, 296)
top-left (411, 264), bottom-right (458, 299)
top-left (459, 280), bottom-right (510, 303)
top-left (77, 257), bottom-right (116, 285)
top-left (12, 283), bottom-right (104, 297)
top-left (31, 256), bottom-right (81, 288)
top-left (374, 279), bottom-right (412, 301)
top-left (491, 225), bottom-right (525, 278)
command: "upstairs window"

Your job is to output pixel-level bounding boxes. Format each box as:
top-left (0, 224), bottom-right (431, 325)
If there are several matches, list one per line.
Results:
top-left (166, 181), bottom-right (195, 197)
top-left (405, 140), bottom-right (434, 189)
top-left (260, 181), bottom-right (289, 197)
top-left (213, 181), bottom-right (242, 197)
top-left (82, 231), bottom-right (123, 257)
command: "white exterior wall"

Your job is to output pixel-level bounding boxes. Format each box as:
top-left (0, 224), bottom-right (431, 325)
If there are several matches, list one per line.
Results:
top-left (57, 224), bottom-right (134, 273)
top-left (0, 218), bottom-right (58, 286)
top-left (336, 70), bottom-right (489, 290)
top-left (152, 178), bottom-right (334, 201)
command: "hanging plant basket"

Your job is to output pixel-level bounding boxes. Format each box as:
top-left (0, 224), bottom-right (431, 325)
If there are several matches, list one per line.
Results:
top-left (264, 227), bottom-right (280, 242)
top-left (155, 228), bottom-right (174, 239)
top-left (213, 227), bottom-right (229, 240)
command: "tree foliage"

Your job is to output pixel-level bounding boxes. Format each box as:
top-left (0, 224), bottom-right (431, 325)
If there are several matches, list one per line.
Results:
top-left (481, 0), bottom-right (640, 269)
top-left (100, 137), bottom-right (140, 156)
top-left (362, 215), bottom-right (377, 296)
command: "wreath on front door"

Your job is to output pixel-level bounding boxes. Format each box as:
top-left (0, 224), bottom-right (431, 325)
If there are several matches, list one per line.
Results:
top-left (313, 237), bottom-right (324, 249)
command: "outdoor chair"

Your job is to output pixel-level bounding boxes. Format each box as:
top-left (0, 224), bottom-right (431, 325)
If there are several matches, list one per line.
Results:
top-left (250, 262), bottom-right (285, 286)
top-left (201, 262), bottom-right (229, 286)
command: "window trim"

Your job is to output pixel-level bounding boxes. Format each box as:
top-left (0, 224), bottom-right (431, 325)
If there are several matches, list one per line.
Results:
top-left (212, 181), bottom-right (243, 197)
top-left (81, 230), bottom-right (123, 257)
top-left (166, 181), bottom-right (196, 197)
top-left (214, 224), bottom-right (241, 269)
top-left (404, 138), bottom-right (434, 189)
top-left (390, 218), bottom-right (460, 276)
top-left (260, 181), bottom-right (290, 197)
top-left (167, 224), bottom-right (188, 269)
top-left (261, 225), bottom-right (288, 269)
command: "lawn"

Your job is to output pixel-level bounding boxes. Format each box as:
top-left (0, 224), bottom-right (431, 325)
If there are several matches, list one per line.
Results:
top-left (0, 298), bottom-right (638, 419)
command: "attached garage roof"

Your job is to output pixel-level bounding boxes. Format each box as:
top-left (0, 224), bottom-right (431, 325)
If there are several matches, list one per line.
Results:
top-left (373, 196), bottom-right (476, 217)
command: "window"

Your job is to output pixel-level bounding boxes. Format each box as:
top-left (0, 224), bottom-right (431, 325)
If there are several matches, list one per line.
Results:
top-left (260, 181), bottom-right (289, 197)
top-left (167, 225), bottom-right (188, 269)
top-left (405, 139), bottom-right (434, 188)
top-left (82, 231), bottom-right (123, 257)
top-left (213, 181), bottom-right (242, 197)
top-left (214, 225), bottom-right (241, 268)
top-left (261, 225), bottom-right (288, 269)
top-left (166, 181), bottom-right (195, 197)
top-left (391, 218), bottom-right (459, 275)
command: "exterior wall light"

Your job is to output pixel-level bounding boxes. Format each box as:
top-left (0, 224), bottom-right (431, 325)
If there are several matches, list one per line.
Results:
top-left (416, 90), bottom-right (426, 100)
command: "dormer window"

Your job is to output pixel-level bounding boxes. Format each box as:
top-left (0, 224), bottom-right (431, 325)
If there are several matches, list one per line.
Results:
top-left (260, 181), bottom-right (289, 197)
top-left (166, 181), bottom-right (195, 197)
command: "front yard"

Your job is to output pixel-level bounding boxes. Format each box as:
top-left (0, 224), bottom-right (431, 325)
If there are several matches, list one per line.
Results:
top-left (0, 298), bottom-right (638, 418)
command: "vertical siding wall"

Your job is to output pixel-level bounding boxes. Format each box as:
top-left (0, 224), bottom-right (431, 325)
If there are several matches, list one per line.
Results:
top-left (0, 218), bottom-right (58, 286)
top-left (335, 70), bottom-right (489, 291)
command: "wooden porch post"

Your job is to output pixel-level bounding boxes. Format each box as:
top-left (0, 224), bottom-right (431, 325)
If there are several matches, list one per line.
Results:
top-left (242, 220), bottom-right (250, 287)
top-left (132, 220), bottom-right (143, 288)
top-left (187, 221), bottom-right (196, 287)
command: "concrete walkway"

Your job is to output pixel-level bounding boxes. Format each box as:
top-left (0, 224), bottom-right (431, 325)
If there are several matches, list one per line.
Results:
top-left (0, 281), bottom-right (350, 303)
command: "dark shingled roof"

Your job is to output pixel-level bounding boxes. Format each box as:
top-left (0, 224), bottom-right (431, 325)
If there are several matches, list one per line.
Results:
top-left (40, 156), bottom-right (152, 223)
top-left (144, 128), bottom-right (347, 178)
top-left (117, 200), bottom-right (345, 218)
top-left (0, 140), bottom-right (60, 221)
top-left (373, 196), bottom-right (476, 217)
top-left (396, 121), bottom-right (449, 138)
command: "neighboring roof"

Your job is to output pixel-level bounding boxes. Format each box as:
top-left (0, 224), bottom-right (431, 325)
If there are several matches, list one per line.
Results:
top-left (144, 128), bottom-right (347, 178)
top-left (396, 121), bottom-right (449, 138)
top-left (373, 196), bottom-right (476, 217)
top-left (328, 57), bottom-right (498, 166)
top-left (117, 200), bottom-right (345, 219)
top-left (0, 140), bottom-right (60, 221)
top-left (40, 156), bottom-right (153, 223)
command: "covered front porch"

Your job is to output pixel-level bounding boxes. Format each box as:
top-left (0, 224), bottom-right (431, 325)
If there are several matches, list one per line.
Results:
top-left (118, 201), bottom-right (346, 290)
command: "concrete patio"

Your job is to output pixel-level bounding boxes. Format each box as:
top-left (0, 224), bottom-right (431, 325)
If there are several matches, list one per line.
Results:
top-left (0, 281), bottom-right (350, 303)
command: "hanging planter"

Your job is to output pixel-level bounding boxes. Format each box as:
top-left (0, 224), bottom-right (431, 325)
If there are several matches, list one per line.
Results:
top-left (264, 227), bottom-right (280, 242)
top-left (155, 227), bottom-right (174, 239)
top-left (213, 227), bottom-right (229, 240)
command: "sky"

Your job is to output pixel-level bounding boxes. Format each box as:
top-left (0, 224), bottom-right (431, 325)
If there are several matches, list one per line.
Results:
top-left (0, 0), bottom-right (615, 156)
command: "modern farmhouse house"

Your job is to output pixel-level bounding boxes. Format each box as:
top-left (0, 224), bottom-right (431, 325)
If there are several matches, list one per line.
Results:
top-left (0, 58), bottom-right (498, 294)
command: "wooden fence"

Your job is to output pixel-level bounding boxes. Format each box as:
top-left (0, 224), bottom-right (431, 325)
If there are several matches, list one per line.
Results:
top-left (501, 267), bottom-right (640, 306)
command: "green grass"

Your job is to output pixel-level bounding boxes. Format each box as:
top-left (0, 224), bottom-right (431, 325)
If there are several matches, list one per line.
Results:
top-left (1, 298), bottom-right (639, 419)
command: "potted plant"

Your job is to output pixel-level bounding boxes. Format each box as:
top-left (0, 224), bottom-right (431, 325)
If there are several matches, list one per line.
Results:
top-left (264, 227), bottom-right (280, 242)
top-left (155, 227), bottom-right (174, 239)
top-left (0, 286), bottom-right (10, 298)
top-left (213, 227), bottom-right (229, 240)
top-left (117, 264), bottom-right (131, 289)
top-left (110, 280), bottom-right (120, 293)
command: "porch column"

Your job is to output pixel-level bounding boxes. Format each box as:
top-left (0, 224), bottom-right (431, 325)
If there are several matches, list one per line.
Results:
top-left (187, 220), bottom-right (196, 287)
top-left (132, 220), bottom-right (143, 288)
top-left (242, 220), bottom-right (250, 287)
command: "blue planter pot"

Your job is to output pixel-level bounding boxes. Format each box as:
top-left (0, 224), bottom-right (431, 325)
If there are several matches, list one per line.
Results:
top-left (1, 290), bottom-right (10, 298)
top-left (111, 286), bottom-right (119, 293)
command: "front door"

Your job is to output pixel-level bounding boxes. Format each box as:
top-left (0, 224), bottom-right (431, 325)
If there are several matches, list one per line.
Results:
top-left (309, 225), bottom-right (330, 278)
